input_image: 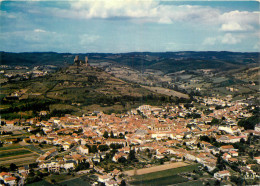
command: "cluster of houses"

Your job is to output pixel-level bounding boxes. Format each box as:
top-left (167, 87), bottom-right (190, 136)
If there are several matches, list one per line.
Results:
top-left (1, 95), bottom-right (259, 185)
top-left (1, 65), bottom-right (56, 85)
top-left (0, 172), bottom-right (17, 186)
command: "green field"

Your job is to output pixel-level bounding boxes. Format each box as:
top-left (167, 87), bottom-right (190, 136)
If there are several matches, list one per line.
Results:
top-left (27, 180), bottom-right (53, 186)
top-left (131, 174), bottom-right (188, 185)
top-left (46, 173), bottom-right (77, 183)
top-left (59, 177), bottom-right (91, 186)
top-left (0, 145), bottom-right (23, 151)
top-left (0, 149), bottom-right (32, 158)
top-left (25, 145), bottom-right (45, 154)
top-left (176, 180), bottom-right (216, 186)
top-left (132, 164), bottom-right (200, 182)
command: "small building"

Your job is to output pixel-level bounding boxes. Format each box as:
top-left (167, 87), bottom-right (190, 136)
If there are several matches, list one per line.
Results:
top-left (220, 145), bottom-right (235, 152)
top-left (98, 174), bottom-right (110, 183)
top-left (18, 165), bottom-right (30, 174)
top-left (78, 145), bottom-right (89, 155)
top-left (254, 157), bottom-right (260, 164)
top-left (4, 176), bottom-right (16, 186)
top-left (214, 170), bottom-right (230, 180)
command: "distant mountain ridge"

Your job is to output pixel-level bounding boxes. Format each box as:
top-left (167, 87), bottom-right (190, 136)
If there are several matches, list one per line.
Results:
top-left (1, 51), bottom-right (259, 73)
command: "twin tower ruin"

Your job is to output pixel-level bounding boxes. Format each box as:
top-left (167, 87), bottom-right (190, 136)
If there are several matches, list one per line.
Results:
top-left (74, 55), bottom-right (89, 67)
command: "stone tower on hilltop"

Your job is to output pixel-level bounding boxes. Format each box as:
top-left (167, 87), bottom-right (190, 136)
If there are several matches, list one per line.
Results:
top-left (74, 55), bottom-right (90, 66)
top-left (74, 55), bottom-right (80, 66)
top-left (85, 56), bottom-right (89, 66)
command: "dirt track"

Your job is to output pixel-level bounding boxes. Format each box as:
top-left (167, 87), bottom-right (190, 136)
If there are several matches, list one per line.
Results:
top-left (124, 162), bottom-right (188, 176)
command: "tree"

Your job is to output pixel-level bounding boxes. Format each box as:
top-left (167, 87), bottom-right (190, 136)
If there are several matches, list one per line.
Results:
top-left (98, 145), bottom-right (109, 152)
top-left (214, 180), bottom-right (221, 186)
top-left (200, 135), bottom-right (211, 143)
top-left (119, 133), bottom-right (124, 139)
top-left (0, 166), bottom-right (8, 172)
top-left (119, 180), bottom-right (126, 186)
top-left (128, 150), bottom-right (136, 161)
top-left (51, 179), bottom-right (56, 184)
top-left (216, 155), bottom-right (226, 171)
top-left (238, 115), bottom-right (259, 130)
top-left (230, 175), bottom-right (243, 185)
top-left (240, 138), bottom-right (245, 144)
top-left (10, 163), bottom-right (17, 171)
top-left (103, 131), bottom-right (109, 138)
top-left (91, 145), bottom-right (98, 153)
top-left (75, 161), bottom-right (90, 171)
top-left (251, 165), bottom-right (260, 173)
top-left (211, 118), bottom-right (221, 125)
top-left (118, 157), bottom-right (127, 164)
top-left (110, 131), bottom-right (114, 138)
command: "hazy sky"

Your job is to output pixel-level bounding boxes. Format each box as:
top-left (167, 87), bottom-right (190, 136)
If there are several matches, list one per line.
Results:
top-left (0, 0), bottom-right (259, 53)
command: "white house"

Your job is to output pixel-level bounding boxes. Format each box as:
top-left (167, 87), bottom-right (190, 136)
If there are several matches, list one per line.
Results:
top-left (63, 161), bottom-right (75, 170)
top-left (78, 145), bottom-right (89, 155)
top-left (254, 157), bottom-right (260, 164)
top-left (98, 174), bottom-right (111, 183)
top-left (4, 177), bottom-right (16, 186)
top-left (214, 170), bottom-right (230, 180)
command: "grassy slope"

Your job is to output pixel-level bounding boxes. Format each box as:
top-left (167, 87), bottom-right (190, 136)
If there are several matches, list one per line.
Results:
top-left (130, 164), bottom-right (200, 185)
top-left (1, 64), bottom-right (176, 118)
top-left (0, 149), bottom-right (32, 158)
top-left (132, 164), bottom-right (200, 181)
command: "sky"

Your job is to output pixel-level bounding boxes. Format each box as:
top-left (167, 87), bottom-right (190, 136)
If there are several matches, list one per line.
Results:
top-left (0, 0), bottom-right (259, 53)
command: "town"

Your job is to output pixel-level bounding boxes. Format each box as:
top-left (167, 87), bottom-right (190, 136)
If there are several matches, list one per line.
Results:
top-left (0, 94), bottom-right (259, 185)
top-left (1, 0), bottom-right (260, 185)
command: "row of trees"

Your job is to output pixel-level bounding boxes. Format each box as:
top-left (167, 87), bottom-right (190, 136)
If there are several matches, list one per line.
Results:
top-left (103, 131), bottom-right (125, 139)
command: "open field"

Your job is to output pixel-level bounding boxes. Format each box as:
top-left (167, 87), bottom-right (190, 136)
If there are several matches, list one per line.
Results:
top-left (132, 163), bottom-right (199, 180)
top-left (142, 86), bottom-right (189, 99)
top-left (25, 145), bottom-right (45, 154)
top-left (0, 145), bottom-right (23, 151)
top-left (27, 180), bottom-right (53, 186)
top-left (59, 176), bottom-right (91, 186)
top-left (125, 162), bottom-right (188, 176)
top-left (45, 173), bottom-right (80, 184)
top-left (130, 174), bottom-right (188, 185)
top-left (0, 155), bottom-right (38, 166)
top-left (0, 145), bottom-right (39, 166)
top-left (0, 153), bottom-right (36, 161)
top-left (0, 149), bottom-right (32, 158)
top-left (129, 163), bottom-right (200, 186)
top-left (175, 179), bottom-right (216, 186)
top-left (0, 147), bottom-right (25, 152)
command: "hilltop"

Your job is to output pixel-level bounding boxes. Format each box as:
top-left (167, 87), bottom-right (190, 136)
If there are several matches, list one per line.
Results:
top-left (1, 51), bottom-right (259, 72)
top-left (0, 63), bottom-right (185, 119)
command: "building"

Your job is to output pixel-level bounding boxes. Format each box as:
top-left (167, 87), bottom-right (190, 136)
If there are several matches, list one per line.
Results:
top-left (74, 55), bottom-right (90, 66)
top-left (254, 157), bottom-right (260, 164)
top-left (4, 177), bottom-right (16, 186)
top-left (78, 145), bottom-right (89, 155)
top-left (214, 170), bottom-right (231, 180)
top-left (220, 145), bottom-right (236, 152)
top-left (255, 123), bottom-right (260, 132)
top-left (85, 56), bottom-right (89, 66)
